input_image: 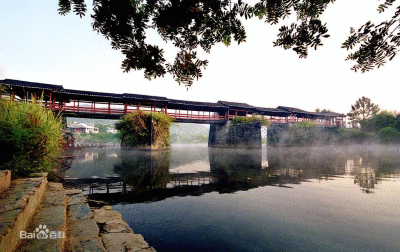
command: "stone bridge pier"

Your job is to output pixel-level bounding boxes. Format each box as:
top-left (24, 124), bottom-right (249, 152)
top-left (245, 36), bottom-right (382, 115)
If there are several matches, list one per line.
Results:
top-left (208, 121), bottom-right (261, 148)
top-left (266, 124), bottom-right (290, 145)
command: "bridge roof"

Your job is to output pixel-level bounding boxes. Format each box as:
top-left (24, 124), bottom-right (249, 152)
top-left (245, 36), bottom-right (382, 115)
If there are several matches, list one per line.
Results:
top-left (217, 100), bottom-right (256, 111)
top-left (278, 106), bottom-right (346, 118)
top-left (314, 111), bottom-right (346, 117)
top-left (254, 107), bottom-right (291, 117)
top-left (168, 99), bottom-right (227, 111)
top-left (122, 93), bottom-right (170, 103)
top-left (278, 106), bottom-right (312, 115)
top-left (58, 89), bottom-right (123, 102)
top-left (2, 79), bottom-right (63, 91)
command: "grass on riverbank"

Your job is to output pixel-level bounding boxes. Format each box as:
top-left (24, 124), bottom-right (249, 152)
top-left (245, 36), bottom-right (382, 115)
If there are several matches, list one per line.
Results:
top-left (0, 98), bottom-right (64, 177)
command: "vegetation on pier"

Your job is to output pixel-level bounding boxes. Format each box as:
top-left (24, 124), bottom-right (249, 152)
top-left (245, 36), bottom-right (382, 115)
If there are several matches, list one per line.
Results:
top-left (116, 111), bottom-right (174, 149)
top-left (232, 115), bottom-right (271, 127)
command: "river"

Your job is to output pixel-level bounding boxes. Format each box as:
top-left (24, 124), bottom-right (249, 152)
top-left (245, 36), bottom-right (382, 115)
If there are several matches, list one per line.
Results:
top-left (65, 144), bottom-right (400, 252)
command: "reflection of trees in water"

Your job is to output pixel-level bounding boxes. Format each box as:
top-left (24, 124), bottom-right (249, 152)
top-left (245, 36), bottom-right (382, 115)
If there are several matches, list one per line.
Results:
top-left (354, 168), bottom-right (376, 193)
top-left (114, 150), bottom-right (171, 192)
top-left (209, 148), bottom-right (262, 176)
top-left (267, 146), bottom-right (347, 182)
top-left (267, 145), bottom-right (400, 193)
top-left (169, 144), bottom-right (209, 168)
top-left (208, 148), bottom-right (311, 189)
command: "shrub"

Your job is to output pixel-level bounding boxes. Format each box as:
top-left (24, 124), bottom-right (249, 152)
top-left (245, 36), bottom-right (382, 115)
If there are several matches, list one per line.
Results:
top-left (378, 127), bottom-right (400, 143)
top-left (0, 98), bottom-right (64, 177)
top-left (232, 115), bottom-right (270, 127)
top-left (365, 111), bottom-right (397, 133)
top-left (284, 121), bottom-right (319, 146)
top-left (292, 120), bottom-right (318, 129)
top-left (116, 111), bottom-right (174, 149)
top-left (338, 128), bottom-right (377, 144)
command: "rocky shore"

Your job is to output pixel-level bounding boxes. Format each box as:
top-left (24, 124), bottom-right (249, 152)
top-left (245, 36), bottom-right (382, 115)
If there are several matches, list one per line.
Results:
top-left (0, 170), bottom-right (156, 252)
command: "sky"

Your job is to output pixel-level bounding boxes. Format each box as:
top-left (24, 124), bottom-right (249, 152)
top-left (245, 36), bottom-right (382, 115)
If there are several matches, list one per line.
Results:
top-left (0, 0), bottom-right (399, 114)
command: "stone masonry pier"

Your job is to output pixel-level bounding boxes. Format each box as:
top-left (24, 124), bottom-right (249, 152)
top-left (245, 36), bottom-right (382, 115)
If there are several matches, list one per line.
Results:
top-left (208, 121), bottom-right (262, 148)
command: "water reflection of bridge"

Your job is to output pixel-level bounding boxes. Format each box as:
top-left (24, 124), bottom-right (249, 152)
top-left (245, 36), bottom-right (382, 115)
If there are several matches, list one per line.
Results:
top-left (63, 145), bottom-right (400, 204)
top-left (72, 172), bottom-right (300, 205)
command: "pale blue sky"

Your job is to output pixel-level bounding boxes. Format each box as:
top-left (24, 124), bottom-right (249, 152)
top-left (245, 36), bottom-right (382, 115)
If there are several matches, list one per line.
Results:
top-left (1, 0), bottom-right (399, 113)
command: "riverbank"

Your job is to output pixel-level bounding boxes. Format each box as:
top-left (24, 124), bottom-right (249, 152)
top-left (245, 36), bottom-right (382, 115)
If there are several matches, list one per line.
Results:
top-left (0, 171), bottom-right (155, 252)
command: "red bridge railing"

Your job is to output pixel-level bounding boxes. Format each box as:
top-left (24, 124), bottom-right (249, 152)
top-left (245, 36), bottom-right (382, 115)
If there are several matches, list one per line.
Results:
top-left (41, 101), bottom-right (344, 126)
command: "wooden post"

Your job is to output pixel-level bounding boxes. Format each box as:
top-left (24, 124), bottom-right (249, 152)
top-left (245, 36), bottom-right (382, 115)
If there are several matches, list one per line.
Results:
top-left (108, 102), bottom-right (111, 114)
top-left (124, 103), bottom-right (128, 115)
top-left (49, 91), bottom-right (53, 110)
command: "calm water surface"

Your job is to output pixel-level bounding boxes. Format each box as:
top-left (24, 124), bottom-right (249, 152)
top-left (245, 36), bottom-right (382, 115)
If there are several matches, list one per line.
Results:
top-left (65, 144), bottom-right (400, 252)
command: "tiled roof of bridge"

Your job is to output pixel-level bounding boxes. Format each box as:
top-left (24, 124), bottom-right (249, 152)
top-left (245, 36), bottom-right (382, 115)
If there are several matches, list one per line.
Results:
top-left (278, 106), bottom-right (345, 118)
top-left (2, 79), bottom-right (63, 91)
top-left (58, 89), bottom-right (123, 99)
top-left (314, 111), bottom-right (346, 117)
top-left (254, 107), bottom-right (291, 115)
top-left (277, 106), bottom-right (314, 115)
top-left (123, 93), bottom-right (170, 102)
top-left (168, 99), bottom-right (227, 108)
top-left (217, 101), bottom-right (255, 110)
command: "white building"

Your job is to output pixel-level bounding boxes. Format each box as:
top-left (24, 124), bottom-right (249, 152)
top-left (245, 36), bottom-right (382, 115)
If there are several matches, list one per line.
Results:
top-left (106, 127), bottom-right (118, 134)
top-left (67, 123), bottom-right (99, 134)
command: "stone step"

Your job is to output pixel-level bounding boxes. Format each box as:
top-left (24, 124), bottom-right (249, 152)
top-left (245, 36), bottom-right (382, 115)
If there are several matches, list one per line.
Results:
top-left (65, 190), bottom-right (106, 252)
top-left (0, 172), bottom-right (156, 252)
top-left (0, 173), bottom-right (48, 252)
top-left (17, 182), bottom-right (67, 252)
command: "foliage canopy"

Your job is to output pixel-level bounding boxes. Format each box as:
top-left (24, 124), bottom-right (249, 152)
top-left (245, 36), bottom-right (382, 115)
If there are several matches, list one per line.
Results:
top-left (348, 96), bottom-right (380, 127)
top-left (58, 0), bottom-right (400, 87)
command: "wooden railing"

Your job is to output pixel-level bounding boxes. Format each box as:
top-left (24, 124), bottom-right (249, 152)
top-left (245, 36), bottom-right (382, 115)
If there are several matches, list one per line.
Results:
top-left (41, 102), bottom-right (345, 126)
top-left (44, 103), bottom-right (227, 121)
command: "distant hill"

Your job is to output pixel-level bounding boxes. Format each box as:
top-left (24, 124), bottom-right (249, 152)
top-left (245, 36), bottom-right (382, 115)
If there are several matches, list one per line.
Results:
top-left (170, 123), bottom-right (209, 143)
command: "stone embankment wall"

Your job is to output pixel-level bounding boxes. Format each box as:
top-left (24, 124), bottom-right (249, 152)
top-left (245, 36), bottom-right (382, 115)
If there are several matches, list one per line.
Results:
top-left (209, 121), bottom-right (261, 148)
top-left (0, 170), bottom-right (11, 192)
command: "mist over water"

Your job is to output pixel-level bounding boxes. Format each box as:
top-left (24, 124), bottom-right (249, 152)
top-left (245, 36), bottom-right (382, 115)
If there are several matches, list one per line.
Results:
top-left (65, 144), bottom-right (400, 252)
